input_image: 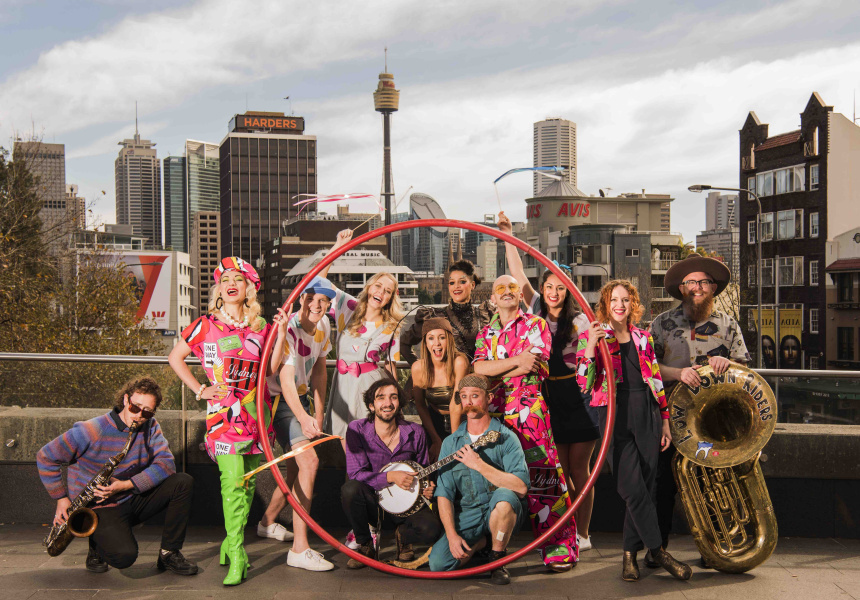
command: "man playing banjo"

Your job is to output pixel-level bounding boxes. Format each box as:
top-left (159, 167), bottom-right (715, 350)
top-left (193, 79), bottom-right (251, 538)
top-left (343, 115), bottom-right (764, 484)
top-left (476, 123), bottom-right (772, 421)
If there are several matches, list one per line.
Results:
top-left (342, 377), bottom-right (442, 569)
top-left (429, 374), bottom-right (529, 585)
top-left (649, 253), bottom-right (751, 566)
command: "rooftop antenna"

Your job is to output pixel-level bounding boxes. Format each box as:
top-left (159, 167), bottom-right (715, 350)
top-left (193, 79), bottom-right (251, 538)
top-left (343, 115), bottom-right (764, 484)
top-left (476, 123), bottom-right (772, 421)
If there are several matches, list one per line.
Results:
top-left (284, 96), bottom-right (292, 115)
top-left (134, 101), bottom-right (139, 142)
top-left (384, 46), bottom-right (388, 71)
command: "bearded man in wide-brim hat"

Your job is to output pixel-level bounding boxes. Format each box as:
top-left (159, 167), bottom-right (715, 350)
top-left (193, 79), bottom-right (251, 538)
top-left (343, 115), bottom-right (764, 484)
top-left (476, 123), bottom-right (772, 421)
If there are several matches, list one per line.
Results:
top-left (647, 253), bottom-right (751, 567)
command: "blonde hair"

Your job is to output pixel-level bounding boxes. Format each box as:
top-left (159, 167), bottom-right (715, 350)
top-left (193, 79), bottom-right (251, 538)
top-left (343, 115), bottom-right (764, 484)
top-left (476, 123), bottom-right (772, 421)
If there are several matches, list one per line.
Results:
top-left (208, 281), bottom-right (264, 332)
top-left (417, 328), bottom-right (463, 390)
top-left (595, 279), bottom-right (644, 327)
top-left (346, 272), bottom-right (404, 336)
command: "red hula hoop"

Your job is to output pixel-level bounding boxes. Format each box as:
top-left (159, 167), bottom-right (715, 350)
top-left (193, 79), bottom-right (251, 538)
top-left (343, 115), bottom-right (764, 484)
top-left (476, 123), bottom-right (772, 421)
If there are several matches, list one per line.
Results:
top-left (256, 218), bottom-right (616, 579)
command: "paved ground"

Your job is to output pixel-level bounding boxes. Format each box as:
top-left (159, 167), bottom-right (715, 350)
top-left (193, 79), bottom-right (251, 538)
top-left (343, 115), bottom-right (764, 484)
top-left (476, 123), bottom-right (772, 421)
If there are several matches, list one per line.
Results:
top-left (1, 524), bottom-right (858, 600)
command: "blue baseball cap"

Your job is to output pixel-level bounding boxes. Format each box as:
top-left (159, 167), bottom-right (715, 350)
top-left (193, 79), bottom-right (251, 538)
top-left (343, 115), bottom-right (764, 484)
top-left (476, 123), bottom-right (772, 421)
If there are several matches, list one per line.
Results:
top-left (301, 276), bottom-right (337, 300)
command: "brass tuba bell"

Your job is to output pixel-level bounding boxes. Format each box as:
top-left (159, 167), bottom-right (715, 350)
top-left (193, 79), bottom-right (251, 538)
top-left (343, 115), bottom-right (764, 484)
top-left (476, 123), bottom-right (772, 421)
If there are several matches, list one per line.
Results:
top-left (668, 364), bottom-right (778, 573)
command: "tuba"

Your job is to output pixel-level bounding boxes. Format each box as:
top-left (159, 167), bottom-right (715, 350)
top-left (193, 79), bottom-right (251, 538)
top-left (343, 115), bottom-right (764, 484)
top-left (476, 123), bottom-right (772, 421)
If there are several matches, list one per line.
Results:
top-left (668, 364), bottom-right (778, 573)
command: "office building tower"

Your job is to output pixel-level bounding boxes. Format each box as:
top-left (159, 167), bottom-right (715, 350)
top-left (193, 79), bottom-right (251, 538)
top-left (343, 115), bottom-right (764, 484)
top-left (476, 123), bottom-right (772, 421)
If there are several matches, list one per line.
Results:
top-left (219, 111), bottom-right (316, 266)
top-left (163, 156), bottom-right (186, 251)
top-left (190, 210), bottom-right (221, 314)
top-left (65, 184), bottom-right (86, 230)
top-left (116, 126), bottom-right (162, 249)
top-left (533, 118), bottom-right (577, 195)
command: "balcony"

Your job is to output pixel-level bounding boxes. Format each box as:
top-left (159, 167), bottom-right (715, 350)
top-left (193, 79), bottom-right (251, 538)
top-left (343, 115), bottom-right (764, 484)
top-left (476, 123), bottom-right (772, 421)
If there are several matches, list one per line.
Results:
top-left (741, 156), bottom-right (754, 171)
top-left (650, 286), bottom-right (673, 300)
top-left (651, 259), bottom-right (679, 273)
top-left (828, 302), bottom-right (860, 310)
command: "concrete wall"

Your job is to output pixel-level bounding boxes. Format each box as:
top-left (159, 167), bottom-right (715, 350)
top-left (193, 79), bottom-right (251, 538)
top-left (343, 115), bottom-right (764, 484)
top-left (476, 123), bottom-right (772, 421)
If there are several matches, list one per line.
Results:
top-left (2, 407), bottom-right (858, 538)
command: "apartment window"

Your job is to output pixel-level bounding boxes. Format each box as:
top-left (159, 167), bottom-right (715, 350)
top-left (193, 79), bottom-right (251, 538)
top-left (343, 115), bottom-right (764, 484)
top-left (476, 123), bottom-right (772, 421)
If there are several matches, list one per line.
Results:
top-left (625, 248), bottom-right (639, 257)
top-left (778, 256), bottom-right (804, 286)
top-left (761, 258), bottom-right (774, 286)
top-left (809, 356), bottom-right (819, 369)
top-left (747, 309), bottom-right (757, 331)
top-left (837, 327), bottom-right (854, 361)
top-left (810, 212), bottom-right (819, 238)
top-left (761, 213), bottom-right (774, 241)
top-left (809, 308), bottom-right (819, 334)
top-left (756, 171), bottom-right (774, 197)
top-left (810, 261), bottom-right (818, 286)
top-left (837, 273), bottom-right (854, 302)
top-left (748, 220), bottom-right (756, 244)
top-left (748, 264), bottom-right (756, 287)
top-left (810, 164), bottom-right (819, 190)
top-left (748, 176), bottom-right (756, 197)
top-left (777, 209), bottom-right (804, 240)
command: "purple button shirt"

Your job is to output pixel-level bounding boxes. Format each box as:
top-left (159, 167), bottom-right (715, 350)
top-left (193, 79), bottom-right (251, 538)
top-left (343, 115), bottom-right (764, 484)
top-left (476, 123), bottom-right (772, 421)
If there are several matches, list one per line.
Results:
top-left (344, 418), bottom-right (429, 491)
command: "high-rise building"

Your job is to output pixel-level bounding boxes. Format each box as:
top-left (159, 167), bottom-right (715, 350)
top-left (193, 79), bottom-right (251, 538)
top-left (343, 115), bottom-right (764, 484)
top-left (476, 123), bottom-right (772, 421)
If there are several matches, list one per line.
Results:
top-left (219, 111), bottom-right (316, 266)
top-left (12, 141), bottom-right (70, 255)
top-left (190, 210), bottom-right (221, 315)
top-left (697, 191), bottom-right (740, 281)
top-left (163, 156), bottom-right (186, 251)
top-left (116, 128), bottom-right (162, 249)
top-left (186, 140), bottom-right (220, 217)
top-left (65, 184), bottom-right (86, 230)
top-left (739, 92), bottom-right (860, 370)
top-left (533, 118), bottom-right (577, 195)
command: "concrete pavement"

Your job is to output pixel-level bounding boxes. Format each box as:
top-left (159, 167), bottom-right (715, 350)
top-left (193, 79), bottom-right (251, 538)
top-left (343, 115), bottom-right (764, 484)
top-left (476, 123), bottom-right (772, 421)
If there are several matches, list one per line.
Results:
top-left (1, 524), bottom-right (858, 600)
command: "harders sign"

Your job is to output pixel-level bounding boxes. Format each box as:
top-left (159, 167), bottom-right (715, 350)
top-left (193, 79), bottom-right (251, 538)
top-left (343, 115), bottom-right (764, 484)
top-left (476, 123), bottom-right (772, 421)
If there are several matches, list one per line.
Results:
top-left (232, 113), bottom-right (305, 134)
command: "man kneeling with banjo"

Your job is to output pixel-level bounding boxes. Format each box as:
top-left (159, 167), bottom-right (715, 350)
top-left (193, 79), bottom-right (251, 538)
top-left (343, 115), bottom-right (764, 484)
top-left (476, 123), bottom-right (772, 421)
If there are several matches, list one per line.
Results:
top-left (342, 377), bottom-right (442, 568)
top-left (429, 374), bottom-right (529, 585)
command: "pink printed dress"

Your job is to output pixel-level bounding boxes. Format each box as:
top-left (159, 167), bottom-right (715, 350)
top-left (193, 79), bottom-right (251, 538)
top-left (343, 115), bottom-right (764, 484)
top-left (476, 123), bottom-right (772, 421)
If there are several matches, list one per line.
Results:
top-left (474, 309), bottom-right (579, 566)
top-left (182, 314), bottom-right (276, 461)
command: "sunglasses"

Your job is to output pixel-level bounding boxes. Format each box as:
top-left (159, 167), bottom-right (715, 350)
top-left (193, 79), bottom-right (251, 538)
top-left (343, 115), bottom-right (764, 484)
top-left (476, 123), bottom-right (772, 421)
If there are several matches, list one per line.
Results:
top-left (127, 401), bottom-right (156, 420)
top-left (493, 282), bottom-right (521, 296)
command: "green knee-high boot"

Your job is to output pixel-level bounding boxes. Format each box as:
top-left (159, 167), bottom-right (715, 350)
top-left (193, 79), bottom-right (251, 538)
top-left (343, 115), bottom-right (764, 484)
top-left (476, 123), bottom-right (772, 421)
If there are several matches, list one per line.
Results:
top-left (217, 454), bottom-right (252, 586)
top-left (220, 455), bottom-right (261, 566)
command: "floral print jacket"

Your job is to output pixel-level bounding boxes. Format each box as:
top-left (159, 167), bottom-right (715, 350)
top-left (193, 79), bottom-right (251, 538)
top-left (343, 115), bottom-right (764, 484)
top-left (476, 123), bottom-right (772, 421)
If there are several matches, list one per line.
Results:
top-left (575, 323), bottom-right (669, 419)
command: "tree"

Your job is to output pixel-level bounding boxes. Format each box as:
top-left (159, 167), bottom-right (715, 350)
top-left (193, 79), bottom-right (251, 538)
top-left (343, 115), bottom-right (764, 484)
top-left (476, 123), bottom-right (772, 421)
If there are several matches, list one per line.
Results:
top-left (0, 145), bottom-right (170, 408)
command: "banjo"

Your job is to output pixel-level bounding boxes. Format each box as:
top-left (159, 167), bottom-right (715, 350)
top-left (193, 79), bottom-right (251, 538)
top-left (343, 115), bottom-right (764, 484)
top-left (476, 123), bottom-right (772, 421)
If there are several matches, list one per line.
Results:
top-left (377, 430), bottom-right (500, 517)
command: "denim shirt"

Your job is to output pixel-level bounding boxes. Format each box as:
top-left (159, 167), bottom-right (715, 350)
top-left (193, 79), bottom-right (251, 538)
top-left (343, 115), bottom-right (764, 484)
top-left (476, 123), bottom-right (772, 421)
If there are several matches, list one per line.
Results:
top-left (435, 418), bottom-right (529, 512)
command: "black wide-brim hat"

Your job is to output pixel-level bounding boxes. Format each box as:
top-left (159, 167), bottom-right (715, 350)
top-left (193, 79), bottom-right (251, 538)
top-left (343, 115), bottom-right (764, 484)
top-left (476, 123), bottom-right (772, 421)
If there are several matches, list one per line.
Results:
top-left (664, 253), bottom-right (731, 300)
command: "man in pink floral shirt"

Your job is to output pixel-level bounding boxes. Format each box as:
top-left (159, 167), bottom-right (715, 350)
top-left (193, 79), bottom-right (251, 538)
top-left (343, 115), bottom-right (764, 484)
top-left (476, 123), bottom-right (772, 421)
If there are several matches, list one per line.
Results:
top-left (473, 274), bottom-right (579, 570)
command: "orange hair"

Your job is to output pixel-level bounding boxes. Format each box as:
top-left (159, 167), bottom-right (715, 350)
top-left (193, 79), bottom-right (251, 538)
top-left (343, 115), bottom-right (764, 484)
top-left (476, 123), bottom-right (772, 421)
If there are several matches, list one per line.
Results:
top-left (595, 279), bottom-right (644, 326)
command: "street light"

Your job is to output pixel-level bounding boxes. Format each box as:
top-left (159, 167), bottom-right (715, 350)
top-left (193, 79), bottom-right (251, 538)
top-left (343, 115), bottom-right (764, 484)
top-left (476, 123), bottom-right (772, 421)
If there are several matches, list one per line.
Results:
top-left (689, 184), bottom-right (763, 368)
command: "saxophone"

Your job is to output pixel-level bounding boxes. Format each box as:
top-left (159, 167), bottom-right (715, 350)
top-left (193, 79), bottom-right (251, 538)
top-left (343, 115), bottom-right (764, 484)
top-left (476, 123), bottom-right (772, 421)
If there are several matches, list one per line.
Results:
top-left (44, 421), bottom-right (141, 557)
top-left (668, 364), bottom-right (778, 573)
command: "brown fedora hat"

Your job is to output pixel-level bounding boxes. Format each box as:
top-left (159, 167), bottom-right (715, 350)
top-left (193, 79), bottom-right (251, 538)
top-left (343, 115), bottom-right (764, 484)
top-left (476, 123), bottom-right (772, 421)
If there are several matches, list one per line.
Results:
top-left (664, 253), bottom-right (731, 300)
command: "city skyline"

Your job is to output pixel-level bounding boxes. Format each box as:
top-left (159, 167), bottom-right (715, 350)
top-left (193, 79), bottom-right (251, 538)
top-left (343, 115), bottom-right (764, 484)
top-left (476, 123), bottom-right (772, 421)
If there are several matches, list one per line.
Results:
top-left (2, 1), bottom-right (860, 246)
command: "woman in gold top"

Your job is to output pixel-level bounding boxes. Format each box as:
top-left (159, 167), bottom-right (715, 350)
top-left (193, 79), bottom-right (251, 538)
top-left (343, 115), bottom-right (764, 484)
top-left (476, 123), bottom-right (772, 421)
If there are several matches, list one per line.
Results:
top-left (409, 318), bottom-right (469, 461)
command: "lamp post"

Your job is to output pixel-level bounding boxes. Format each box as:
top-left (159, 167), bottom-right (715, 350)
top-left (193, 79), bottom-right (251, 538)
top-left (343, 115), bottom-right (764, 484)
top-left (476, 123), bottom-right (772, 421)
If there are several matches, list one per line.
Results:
top-left (689, 184), bottom-right (763, 368)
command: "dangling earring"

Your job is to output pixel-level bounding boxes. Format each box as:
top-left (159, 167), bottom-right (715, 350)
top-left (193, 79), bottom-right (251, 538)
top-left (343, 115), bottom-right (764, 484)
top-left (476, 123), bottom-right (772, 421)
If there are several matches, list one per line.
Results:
top-left (244, 298), bottom-right (250, 307)
top-left (215, 297), bottom-right (224, 309)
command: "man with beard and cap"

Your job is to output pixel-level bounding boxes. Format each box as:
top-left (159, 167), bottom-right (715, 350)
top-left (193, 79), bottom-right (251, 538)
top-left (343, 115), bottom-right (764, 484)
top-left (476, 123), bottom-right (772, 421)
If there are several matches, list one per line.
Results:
top-left (342, 377), bottom-right (441, 569)
top-left (648, 253), bottom-right (751, 568)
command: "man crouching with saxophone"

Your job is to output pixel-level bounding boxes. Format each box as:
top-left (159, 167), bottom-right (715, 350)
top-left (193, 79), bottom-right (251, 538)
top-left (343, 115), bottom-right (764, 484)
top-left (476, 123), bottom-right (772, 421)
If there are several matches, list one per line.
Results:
top-left (36, 377), bottom-right (198, 575)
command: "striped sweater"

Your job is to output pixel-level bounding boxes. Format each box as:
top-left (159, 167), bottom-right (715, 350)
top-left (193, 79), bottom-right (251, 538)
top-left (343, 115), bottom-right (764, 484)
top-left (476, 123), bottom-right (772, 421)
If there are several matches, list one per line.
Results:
top-left (36, 410), bottom-right (175, 508)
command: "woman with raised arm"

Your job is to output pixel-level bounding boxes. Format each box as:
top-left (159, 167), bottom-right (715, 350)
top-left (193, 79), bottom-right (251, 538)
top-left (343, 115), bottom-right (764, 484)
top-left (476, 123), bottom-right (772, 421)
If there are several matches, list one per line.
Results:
top-left (320, 230), bottom-right (404, 441)
top-left (400, 259), bottom-right (494, 365)
top-left (168, 257), bottom-right (287, 586)
top-left (409, 317), bottom-right (470, 460)
top-left (498, 210), bottom-right (599, 551)
top-left (575, 280), bottom-right (691, 583)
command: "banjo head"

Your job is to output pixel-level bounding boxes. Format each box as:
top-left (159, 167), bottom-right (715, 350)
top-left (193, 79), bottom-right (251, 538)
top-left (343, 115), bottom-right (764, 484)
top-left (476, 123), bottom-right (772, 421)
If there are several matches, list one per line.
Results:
top-left (378, 461), bottom-right (423, 516)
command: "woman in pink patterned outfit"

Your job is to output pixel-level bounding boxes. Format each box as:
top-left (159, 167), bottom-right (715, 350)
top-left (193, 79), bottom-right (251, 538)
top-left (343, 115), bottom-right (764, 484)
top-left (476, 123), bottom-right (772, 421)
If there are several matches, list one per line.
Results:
top-left (169, 257), bottom-right (287, 586)
top-left (473, 274), bottom-right (578, 572)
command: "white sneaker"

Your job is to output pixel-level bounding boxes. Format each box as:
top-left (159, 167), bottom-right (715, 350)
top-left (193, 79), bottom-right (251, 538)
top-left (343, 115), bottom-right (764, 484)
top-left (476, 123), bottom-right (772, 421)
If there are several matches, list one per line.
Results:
top-left (577, 534), bottom-right (593, 551)
top-left (287, 548), bottom-right (334, 572)
top-left (257, 521), bottom-right (294, 542)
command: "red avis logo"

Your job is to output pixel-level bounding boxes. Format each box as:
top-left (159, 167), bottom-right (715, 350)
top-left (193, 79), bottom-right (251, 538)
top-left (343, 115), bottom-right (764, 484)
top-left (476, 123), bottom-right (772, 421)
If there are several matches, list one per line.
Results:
top-left (151, 311), bottom-right (166, 318)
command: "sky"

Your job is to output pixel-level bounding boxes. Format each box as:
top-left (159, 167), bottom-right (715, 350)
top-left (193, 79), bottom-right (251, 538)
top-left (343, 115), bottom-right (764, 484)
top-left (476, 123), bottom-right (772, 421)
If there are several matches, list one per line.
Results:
top-left (2, 0), bottom-right (860, 245)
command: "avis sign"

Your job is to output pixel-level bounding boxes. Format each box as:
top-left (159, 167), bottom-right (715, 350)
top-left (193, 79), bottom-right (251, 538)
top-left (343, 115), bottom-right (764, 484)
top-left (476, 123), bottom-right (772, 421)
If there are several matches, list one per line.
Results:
top-left (526, 202), bottom-right (591, 220)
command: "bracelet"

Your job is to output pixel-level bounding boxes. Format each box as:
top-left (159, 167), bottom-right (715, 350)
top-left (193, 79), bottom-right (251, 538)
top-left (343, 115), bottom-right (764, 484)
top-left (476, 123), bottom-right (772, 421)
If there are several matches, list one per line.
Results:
top-left (195, 383), bottom-right (207, 402)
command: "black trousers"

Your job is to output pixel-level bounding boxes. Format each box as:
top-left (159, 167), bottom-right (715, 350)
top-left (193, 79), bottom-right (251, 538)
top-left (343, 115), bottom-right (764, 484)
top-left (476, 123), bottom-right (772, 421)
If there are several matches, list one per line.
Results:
top-left (89, 473), bottom-right (194, 569)
top-left (341, 479), bottom-right (442, 547)
top-left (600, 389), bottom-right (663, 553)
top-left (655, 444), bottom-right (678, 548)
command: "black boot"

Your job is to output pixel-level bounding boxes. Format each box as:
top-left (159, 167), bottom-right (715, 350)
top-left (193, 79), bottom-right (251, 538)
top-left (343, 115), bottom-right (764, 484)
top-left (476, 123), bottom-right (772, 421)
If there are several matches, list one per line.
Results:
top-left (622, 551), bottom-right (640, 581)
top-left (644, 548), bottom-right (660, 568)
top-left (85, 547), bottom-right (108, 573)
top-left (650, 546), bottom-right (692, 580)
top-left (156, 549), bottom-right (199, 575)
top-left (489, 550), bottom-right (510, 585)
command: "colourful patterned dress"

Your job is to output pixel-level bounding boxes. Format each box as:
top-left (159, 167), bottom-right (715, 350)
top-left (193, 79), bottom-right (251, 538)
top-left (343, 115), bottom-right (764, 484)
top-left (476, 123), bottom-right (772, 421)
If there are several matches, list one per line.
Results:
top-left (181, 314), bottom-right (276, 461)
top-left (324, 288), bottom-right (401, 438)
top-left (474, 309), bottom-right (578, 566)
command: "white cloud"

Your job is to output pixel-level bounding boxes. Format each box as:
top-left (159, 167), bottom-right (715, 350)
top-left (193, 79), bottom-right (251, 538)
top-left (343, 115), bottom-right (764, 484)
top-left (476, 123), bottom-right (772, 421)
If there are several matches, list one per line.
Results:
top-left (66, 121), bottom-right (167, 159)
